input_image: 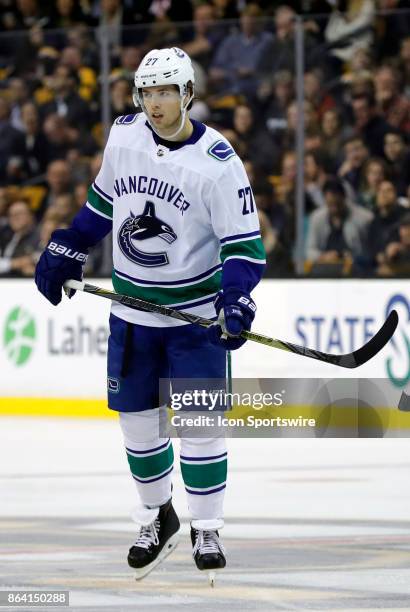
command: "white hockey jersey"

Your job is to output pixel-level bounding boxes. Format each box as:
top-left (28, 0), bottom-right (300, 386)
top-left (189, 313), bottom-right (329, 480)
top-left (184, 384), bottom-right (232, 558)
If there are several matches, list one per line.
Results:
top-left (87, 113), bottom-right (265, 326)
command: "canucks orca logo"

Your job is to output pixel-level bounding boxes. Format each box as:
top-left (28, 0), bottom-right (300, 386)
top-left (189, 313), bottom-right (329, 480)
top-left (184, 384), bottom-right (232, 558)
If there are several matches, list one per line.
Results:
top-left (118, 201), bottom-right (177, 267)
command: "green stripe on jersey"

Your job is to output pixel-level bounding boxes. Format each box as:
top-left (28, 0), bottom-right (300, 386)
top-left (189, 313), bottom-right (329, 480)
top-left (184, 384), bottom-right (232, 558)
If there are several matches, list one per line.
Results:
top-left (112, 269), bottom-right (222, 306)
top-left (180, 457), bottom-right (227, 489)
top-left (126, 443), bottom-right (174, 479)
top-left (88, 186), bottom-right (113, 218)
top-left (220, 237), bottom-right (265, 263)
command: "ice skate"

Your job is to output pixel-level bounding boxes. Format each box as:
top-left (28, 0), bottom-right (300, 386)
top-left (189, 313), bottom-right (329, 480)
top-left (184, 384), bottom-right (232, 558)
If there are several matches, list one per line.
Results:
top-left (128, 499), bottom-right (180, 580)
top-left (191, 526), bottom-right (226, 586)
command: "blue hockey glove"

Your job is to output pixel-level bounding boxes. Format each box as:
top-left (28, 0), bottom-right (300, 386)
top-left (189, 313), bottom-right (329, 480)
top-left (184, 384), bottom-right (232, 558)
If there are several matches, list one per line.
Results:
top-left (207, 289), bottom-right (256, 350)
top-left (35, 229), bottom-right (89, 305)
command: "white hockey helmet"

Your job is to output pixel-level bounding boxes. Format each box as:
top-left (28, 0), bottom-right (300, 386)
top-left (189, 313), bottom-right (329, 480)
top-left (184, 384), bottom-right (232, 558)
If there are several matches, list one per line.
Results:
top-left (133, 47), bottom-right (195, 138)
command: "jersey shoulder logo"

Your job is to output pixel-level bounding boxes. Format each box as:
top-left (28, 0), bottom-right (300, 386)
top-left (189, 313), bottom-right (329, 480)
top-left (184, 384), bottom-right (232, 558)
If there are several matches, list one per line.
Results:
top-left (118, 201), bottom-right (177, 267)
top-left (207, 140), bottom-right (236, 162)
top-left (115, 114), bottom-right (138, 126)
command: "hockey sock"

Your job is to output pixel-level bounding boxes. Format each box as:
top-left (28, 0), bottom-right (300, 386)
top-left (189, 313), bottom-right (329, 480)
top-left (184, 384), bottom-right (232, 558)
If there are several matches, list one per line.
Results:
top-left (119, 408), bottom-right (173, 508)
top-left (180, 436), bottom-right (227, 521)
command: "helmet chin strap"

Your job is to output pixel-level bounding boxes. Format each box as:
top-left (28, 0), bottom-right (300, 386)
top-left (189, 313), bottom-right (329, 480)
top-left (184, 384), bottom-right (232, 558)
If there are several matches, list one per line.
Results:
top-left (134, 91), bottom-right (194, 141)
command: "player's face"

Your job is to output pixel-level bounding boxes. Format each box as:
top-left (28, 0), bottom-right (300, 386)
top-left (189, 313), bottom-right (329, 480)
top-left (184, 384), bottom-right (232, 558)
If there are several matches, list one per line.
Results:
top-left (142, 85), bottom-right (183, 136)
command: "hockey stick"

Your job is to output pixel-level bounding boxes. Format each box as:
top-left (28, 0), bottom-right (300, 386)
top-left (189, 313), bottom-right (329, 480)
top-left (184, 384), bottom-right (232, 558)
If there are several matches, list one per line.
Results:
top-left (64, 279), bottom-right (398, 369)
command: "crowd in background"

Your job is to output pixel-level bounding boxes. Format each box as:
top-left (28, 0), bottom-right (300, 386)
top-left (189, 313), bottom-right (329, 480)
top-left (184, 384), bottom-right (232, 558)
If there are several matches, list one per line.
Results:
top-left (0, 0), bottom-right (410, 278)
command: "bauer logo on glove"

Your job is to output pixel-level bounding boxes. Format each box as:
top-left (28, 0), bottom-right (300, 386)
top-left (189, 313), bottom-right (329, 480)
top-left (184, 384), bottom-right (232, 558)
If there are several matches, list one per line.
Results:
top-left (207, 289), bottom-right (257, 350)
top-left (35, 229), bottom-right (89, 306)
top-left (47, 242), bottom-right (88, 262)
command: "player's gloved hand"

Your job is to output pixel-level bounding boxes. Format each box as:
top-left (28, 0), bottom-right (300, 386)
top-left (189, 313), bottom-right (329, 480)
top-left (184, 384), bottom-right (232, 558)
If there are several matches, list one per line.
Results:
top-left (35, 229), bottom-right (89, 305)
top-left (207, 289), bottom-right (256, 350)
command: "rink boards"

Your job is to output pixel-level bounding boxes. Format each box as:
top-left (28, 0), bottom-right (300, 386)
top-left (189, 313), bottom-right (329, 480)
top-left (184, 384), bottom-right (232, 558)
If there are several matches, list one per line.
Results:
top-left (0, 279), bottom-right (409, 417)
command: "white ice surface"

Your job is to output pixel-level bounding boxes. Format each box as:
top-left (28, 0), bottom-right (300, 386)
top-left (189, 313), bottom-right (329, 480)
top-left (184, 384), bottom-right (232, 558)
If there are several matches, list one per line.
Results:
top-left (1, 418), bottom-right (410, 526)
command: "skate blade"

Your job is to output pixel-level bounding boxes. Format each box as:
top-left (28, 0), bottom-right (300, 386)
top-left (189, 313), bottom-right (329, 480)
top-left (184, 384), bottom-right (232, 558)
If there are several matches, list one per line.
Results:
top-left (134, 533), bottom-right (179, 581)
top-left (207, 568), bottom-right (224, 587)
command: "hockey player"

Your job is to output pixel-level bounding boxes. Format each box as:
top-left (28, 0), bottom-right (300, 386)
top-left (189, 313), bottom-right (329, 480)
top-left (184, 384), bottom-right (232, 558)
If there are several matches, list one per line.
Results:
top-left (35, 47), bottom-right (265, 583)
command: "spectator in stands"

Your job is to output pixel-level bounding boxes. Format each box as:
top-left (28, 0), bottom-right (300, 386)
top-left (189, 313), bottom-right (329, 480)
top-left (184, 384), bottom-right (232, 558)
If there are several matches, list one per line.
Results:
top-left (267, 5), bottom-right (308, 74)
top-left (209, 4), bottom-right (273, 100)
top-left (111, 47), bottom-right (142, 83)
top-left (374, 65), bottom-right (410, 133)
top-left (0, 189), bottom-right (9, 228)
top-left (253, 176), bottom-right (293, 275)
top-left (242, 160), bottom-right (255, 189)
top-left (0, 199), bottom-right (38, 277)
top-left (37, 159), bottom-right (72, 220)
top-left (42, 114), bottom-right (78, 161)
top-left (50, 0), bottom-right (89, 29)
top-left (275, 150), bottom-right (297, 209)
top-left (97, 0), bottom-right (139, 50)
top-left (40, 64), bottom-right (91, 129)
top-left (232, 104), bottom-right (278, 175)
top-left (368, 180), bottom-right (406, 268)
top-left (304, 69), bottom-right (336, 121)
top-left (306, 177), bottom-right (373, 267)
top-left (33, 46), bottom-right (61, 95)
top-left (377, 212), bottom-right (410, 276)
top-left (59, 46), bottom-right (98, 103)
top-left (258, 207), bottom-right (293, 276)
top-left (20, 102), bottom-right (49, 179)
top-left (43, 193), bottom-right (76, 225)
top-left (35, 215), bottom-right (68, 255)
top-left (211, 0), bottom-right (239, 21)
top-left (351, 92), bottom-right (392, 157)
top-left (262, 70), bottom-right (294, 143)
top-left (341, 47), bottom-right (374, 85)
top-left (263, 4), bottom-right (318, 74)
top-left (320, 109), bottom-right (349, 172)
top-left (65, 149), bottom-right (92, 185)
top-left (304, 150), bottom-right (329, 209)
top-left (383, 129), bottom-right (410, 196)
top-left (399, 36), bottom-right (410, 97)
top-left (338, 135), bottom-right (369, 193)
top-left (66, 24), bottom-right (99, 71)
top-left (74, 183), bottom-right (88, 211)
top-left (375, 0), bottom-right (410, 60)
top-left (8, 15), bottom-right (47, 77)
top-left (110, 78), bottom-right (134, 122)
top-left (8, 78), bottom-right (31, 132)
top-left (282, 99), bottom-right (321, 153)
top-left (358, 157), bottom-right (388, 210)
top-left (253, 180), bottom-right (275, 220)
top-left (183, 3), bottom-right (224, 71)
top-left (11, 0), bottom-right (51, 30)
top-left (0, 189), bottom-right (19, 230)
top-left (324, 0), bottom-right (375, 65)
top-left (0, 99), bottom-right (25, 187)
top-left (275, 149), bottom-right (322, 222)
top-left (89, 152), bottom-right (103, 182)
top-left (347, 74), bottom-right (375, 102)
top-left (43, 114), bottom-right (98, 161)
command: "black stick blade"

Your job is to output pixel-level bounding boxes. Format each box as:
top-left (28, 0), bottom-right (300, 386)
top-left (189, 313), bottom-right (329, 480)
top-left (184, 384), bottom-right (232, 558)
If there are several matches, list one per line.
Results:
top-left (278, 309), bottom-right (398, 368)
top-left (335, 309), bottom-right (399, 368)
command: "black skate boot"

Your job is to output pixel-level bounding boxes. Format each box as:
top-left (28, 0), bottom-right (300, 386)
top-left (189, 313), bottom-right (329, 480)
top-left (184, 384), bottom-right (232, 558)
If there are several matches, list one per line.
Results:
top-left (191, 526), bottom-right (226, 586)
top-left (128, 499), bottom-right (180, 580)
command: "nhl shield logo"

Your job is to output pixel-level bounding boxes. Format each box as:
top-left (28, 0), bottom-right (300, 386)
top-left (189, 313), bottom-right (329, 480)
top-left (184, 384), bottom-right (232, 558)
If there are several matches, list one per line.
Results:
top-left (118, 201), bottom-right (177, 267)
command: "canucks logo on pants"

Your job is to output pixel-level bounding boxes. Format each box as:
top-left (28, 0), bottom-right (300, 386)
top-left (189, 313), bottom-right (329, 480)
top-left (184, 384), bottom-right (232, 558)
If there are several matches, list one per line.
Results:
top-left (118, 201), bottom-right (177, 267)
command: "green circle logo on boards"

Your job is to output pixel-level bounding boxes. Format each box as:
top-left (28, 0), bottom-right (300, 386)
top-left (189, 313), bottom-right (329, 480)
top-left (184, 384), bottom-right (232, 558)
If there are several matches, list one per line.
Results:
top-left (3, 307), bottom-right (36, 366)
